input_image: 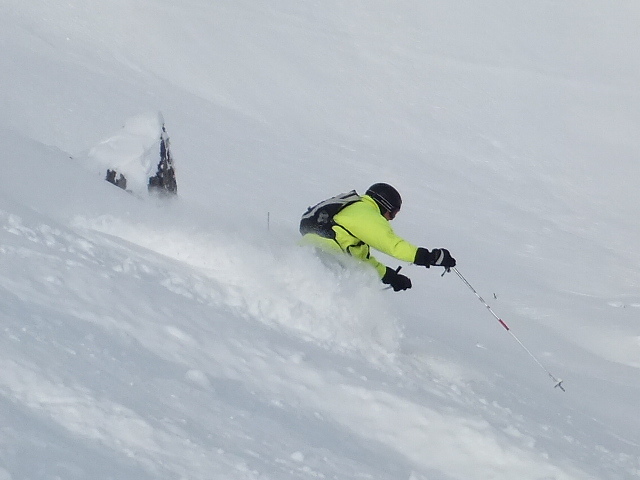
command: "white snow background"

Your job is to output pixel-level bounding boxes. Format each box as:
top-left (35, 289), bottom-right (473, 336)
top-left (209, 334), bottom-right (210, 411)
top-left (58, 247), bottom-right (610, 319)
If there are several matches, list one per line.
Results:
top-left (1, 1), bottom-right (639, 479)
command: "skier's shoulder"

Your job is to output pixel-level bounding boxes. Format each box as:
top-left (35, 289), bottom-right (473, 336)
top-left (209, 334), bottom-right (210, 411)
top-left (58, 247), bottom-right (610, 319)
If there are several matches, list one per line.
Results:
top-left (335, 194), bottom-right (386, 229)
top-left (338, 194), bottom-right (381, 217)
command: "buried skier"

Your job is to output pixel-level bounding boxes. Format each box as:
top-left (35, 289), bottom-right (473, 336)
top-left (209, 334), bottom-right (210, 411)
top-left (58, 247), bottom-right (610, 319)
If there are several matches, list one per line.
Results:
top-left (299, 183), bottom-right (456, 291)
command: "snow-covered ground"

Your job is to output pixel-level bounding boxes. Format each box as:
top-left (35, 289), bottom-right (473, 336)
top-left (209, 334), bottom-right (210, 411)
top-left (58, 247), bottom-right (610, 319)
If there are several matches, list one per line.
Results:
top-left (1, 1), bottom-right (639, 479)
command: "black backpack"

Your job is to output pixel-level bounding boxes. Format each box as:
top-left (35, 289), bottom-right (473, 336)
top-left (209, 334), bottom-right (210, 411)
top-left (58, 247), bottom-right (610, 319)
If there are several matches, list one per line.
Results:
top-left (299, 190), bottom-right (361, 238)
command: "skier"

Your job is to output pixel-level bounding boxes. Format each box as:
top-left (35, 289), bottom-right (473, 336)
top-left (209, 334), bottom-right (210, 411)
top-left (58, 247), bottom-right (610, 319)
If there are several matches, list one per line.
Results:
top-left (300, 183), bottom-right (456, 291)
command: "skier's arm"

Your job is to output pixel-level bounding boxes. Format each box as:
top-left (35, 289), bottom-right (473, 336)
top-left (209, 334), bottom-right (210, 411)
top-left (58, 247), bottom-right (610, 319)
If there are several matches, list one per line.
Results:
top-left (350, 214), bottom-right (418, 263)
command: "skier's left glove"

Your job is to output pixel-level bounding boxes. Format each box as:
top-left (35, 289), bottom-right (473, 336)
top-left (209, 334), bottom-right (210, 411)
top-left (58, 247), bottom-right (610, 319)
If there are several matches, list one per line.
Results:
top-left (414, 247), bottom-right (456, 270)
top-left (382, 267), bottom-right (412, 292)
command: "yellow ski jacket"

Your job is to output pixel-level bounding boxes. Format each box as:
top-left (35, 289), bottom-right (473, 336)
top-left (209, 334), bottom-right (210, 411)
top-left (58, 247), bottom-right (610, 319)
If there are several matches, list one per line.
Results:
top-left (301, 194), bottom-right (418, 277)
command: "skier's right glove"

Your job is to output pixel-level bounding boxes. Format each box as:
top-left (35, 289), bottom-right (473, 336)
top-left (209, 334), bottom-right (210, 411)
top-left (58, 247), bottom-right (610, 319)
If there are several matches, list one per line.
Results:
top-left (415, 247), bottom-right (456, 270)
top-left (382, 267), bottom-right (412, 292)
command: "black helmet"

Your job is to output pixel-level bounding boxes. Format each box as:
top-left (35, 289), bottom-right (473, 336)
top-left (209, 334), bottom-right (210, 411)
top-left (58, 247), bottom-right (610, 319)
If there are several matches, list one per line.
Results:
top-left (366, 183), bottom-right (402, 214)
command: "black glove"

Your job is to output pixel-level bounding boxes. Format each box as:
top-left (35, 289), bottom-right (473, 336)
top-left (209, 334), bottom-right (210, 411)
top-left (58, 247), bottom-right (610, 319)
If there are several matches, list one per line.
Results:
top-left (414, 247), bottom-right (456, 269)
top-left (382, 266), bottom-right (412, 292)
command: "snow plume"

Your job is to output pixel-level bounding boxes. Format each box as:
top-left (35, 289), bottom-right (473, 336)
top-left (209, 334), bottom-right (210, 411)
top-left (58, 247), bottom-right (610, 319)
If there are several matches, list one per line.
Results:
top-left (74, 213), bottom-right (403, 361)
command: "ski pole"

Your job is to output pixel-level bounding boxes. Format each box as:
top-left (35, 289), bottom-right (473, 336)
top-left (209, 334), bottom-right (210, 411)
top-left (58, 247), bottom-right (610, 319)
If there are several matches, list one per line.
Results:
top-left (452, 267), bottom-right (565, 392)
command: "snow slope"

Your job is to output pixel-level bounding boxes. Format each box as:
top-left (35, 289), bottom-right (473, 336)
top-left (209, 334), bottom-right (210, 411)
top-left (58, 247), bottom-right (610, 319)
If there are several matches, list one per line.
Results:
top-left (1, 1), bottom-right (639, 479)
